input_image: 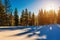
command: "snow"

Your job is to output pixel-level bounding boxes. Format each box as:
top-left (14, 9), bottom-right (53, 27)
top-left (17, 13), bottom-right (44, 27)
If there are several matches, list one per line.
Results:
top-left (0, 24), bottom-right (60, 40)
top-left (0, 27), bottom-right (46, 40)
top-left (38, 35), bottom-right (47, 39)
top-left (0, 30), bottom-right (38, 40)
top-left (35, 31), bottom-right (40, 34)
top-left (50, 27), bottom-right (52, 30)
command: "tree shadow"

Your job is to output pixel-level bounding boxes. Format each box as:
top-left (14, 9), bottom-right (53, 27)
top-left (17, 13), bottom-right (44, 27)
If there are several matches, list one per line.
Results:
top-left (6, 24), bottom-right (60, 40)
top-left (12, 27), bottom-right (36, 36)
top-left (11, 26), bottom-right (47, 40)
top-left (0, 26), bottom-right (30, 31)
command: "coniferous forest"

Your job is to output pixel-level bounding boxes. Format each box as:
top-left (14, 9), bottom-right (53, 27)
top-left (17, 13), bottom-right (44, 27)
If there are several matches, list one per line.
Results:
top-left (0, 0), bottom-right (60, 26)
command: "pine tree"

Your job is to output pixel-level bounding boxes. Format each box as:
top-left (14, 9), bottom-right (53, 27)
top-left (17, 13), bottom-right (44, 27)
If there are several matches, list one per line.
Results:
top-left (28, 12), bottom-right (32, 26)
top-left (5, 0), bottom-right (13, 26)
top-left (48, 10), bottom-right (54, 24)
top-left (14, 8), bottom-right (19, 26)
top-left (44, 10), bottom-right (47, 24)
top-left (20, 9), bottom-right (33, 26)
top-left (8, 12), bottom-right (13, 26)
top-left (20, 10), bottom-right (25, 26)
top-left (57, 7), bottom-right (60, 24)
top-left (24, 9), bottom-right (29, 26)
top-left (4, 0), bottom-right (11, 14)
top-left (32, 13), bottom-right (35, 26)
top-left (0, 0), bottom-right (8, 26)
top-left (54, 11), bottom-right (57, 24)
top-left (38, 9), bottom-right (44, 25)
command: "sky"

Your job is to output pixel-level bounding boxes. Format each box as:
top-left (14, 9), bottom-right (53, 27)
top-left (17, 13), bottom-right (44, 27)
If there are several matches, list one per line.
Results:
top-left (2, 0), bottom-right (60, 16)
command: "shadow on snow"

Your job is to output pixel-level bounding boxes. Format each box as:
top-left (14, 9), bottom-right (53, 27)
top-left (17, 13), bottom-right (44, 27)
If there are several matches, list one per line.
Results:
top-left (0, 24), bottom-right (60, 40)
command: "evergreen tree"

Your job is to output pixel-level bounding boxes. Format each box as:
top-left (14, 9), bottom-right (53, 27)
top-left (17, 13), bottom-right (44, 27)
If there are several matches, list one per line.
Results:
top-left (54, 11), bottom-right (57, 24)
top-left (4, 0), bottom-right (11, 14)
top-left (32, 13), bottom-right (35, 26)
top-left (8, 12), bottom-right (12, 26)
top-left (57, 7), bottom-right (60, 24)
top-left (28, 12), bottom-right (32, 26)
top-left (14, 8), bottom-right (19, 26)
top-left (20, 9), bottom-right (33, 26)
top-left (38, 9), bottom-right (44, 25)
top-left (24, 9), bottom-right (29, 26)
top-left (0, 0), bottom-right (8, 26)
top-left (20, 10), bottom-right (25, 26)
top-left (4, 0), bottom-right (12, 26)
top-left (44, 10), bottom-right (48, 25)
top-left (48, 10), bottom-right (54, 24)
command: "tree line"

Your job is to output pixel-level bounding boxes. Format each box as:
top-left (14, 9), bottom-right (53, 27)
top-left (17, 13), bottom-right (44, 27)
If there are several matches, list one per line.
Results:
top-left (0, 0), bottom-right (60, 26)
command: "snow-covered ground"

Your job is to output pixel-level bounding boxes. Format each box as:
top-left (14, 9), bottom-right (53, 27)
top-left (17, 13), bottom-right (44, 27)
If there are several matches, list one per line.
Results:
top-left (0, 24), bottom-right (60, 40)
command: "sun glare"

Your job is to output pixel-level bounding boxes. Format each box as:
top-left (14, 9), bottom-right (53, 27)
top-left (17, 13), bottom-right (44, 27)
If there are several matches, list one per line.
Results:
top-left (44, 3), bottom-right (58, 11)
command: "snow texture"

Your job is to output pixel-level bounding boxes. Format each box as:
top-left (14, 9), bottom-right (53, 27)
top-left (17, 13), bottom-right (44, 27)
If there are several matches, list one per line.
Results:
top-left (0, 24), bottom-right (60, 40)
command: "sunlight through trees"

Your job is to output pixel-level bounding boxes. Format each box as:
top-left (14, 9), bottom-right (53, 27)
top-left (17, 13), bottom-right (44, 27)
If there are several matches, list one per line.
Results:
top-left (0, 0), bottom-right (60, 26)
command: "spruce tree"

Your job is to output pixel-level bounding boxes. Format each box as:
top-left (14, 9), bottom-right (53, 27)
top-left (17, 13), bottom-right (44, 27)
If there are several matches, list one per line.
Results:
top-left (8, 12), bottom-right (12, 26)
top-left (14, 8), bottom-right (19, 26)
top-left (32, 13), bottom-right (35, 26)
top-left (44, 10), bottom-right (48, 25)
top-left (28, 12), bottom-right (32, 26)
top-left (57, 7), bottom-right (60, 24)
top-left (20, 10), bottom-right (25, 26)
top-left (24, 9), bottom-right (28, 26)
top-left (54, 11), bottom-right (57, 24)
top-left (0, 0), bottom-right (8, 26)
top-left (38, 9), bottom-right (44, 25)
